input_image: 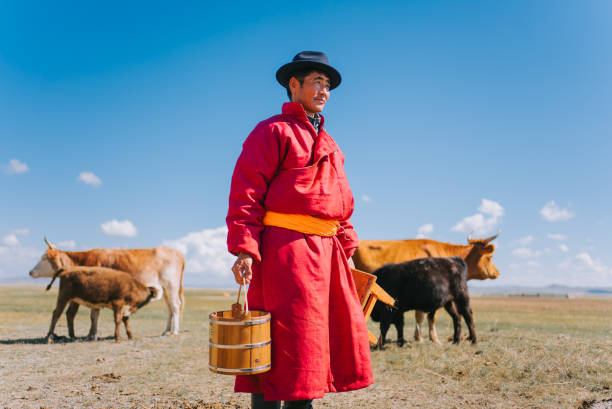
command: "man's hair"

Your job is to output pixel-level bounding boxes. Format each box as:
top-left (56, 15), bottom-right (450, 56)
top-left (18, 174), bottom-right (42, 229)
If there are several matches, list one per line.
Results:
top-left (286, 69), bottom-right (318, 100)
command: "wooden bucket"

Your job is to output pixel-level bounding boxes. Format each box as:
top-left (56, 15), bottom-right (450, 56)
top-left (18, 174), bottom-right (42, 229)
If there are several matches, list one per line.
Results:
top-left (209, 283), bottom-right (271, 375)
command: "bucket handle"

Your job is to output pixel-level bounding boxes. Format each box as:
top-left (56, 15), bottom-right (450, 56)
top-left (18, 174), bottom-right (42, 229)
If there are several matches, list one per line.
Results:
top-left (236, 275), bottom-right (249, 314)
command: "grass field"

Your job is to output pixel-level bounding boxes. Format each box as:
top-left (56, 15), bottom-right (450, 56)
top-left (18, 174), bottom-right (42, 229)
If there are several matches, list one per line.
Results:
top-left (0, 286), bottom-right (610, 408)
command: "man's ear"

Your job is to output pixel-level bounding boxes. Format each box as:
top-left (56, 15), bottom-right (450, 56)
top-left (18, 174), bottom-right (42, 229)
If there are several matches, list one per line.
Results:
top-left (288, 77), bottom-right (300, 99)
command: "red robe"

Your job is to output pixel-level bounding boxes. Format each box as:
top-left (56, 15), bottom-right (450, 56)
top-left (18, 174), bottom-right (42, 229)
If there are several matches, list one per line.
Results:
top-left (226, 102), bottom-right (373, 401)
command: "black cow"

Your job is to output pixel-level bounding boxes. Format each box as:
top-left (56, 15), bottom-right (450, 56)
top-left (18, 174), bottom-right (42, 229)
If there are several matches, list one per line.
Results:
top-left (371, 257), bottom-right (477, 346)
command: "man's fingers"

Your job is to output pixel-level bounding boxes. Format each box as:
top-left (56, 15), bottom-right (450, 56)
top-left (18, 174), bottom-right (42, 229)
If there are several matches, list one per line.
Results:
top-left (231, 254), bottom-right (254, 284)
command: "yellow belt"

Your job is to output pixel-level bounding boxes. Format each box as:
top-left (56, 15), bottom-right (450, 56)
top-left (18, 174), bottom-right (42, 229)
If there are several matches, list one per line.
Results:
top-left (262, 210), bottom-right (340, 237)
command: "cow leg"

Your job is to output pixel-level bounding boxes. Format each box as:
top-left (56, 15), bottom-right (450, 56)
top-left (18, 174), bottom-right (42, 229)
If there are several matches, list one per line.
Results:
top-left (46, 297), bottom-right (69, 343)
top-left (162, 284), bottom-right (180, 336)
top-left (457, 298), bottom-right (477, 344)
top-left (87, 309), bottom-right (100, 341)
top-left (122, 316), bottom-right (134, 340)
top-left (379, 318), bottom-right (392, 348)
top-left (112, 307), bottom-right (122, 342)
top-left (443, 301), bottom-right (462, 344)
top-left (394, 312), bottom-right (405, 347)
top-left (428, 310), bottom-right (442, 345)
top-left (414, 310), bottom-right (425, 343)
top-left (65, 302), bottom-right (79, 339)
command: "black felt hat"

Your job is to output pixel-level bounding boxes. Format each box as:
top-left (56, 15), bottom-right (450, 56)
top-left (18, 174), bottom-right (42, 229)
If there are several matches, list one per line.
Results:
top-left (276, 51), bottom-right (342, 90)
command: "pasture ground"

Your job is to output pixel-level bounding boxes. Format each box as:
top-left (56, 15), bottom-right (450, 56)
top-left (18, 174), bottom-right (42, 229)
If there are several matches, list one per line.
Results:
top-left (0, 286), bottom-right (610, 409)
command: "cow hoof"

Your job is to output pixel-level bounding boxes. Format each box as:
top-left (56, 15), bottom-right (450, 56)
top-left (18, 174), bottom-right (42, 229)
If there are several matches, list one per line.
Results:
top-left (397, 340), bottom-right (405, 347)
top-left (45, 336), bottom-right (54, 344)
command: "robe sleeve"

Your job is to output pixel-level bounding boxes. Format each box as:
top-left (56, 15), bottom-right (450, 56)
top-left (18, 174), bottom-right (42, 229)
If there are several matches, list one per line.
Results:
top-left (226, 122), bottom-right (282, 263)
top-left (338, 217), bottom-right (359, 259)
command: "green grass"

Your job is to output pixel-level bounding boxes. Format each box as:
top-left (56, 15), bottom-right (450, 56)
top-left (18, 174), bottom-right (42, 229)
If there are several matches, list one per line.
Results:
top-left (0, 286), bottom-right (610, 408)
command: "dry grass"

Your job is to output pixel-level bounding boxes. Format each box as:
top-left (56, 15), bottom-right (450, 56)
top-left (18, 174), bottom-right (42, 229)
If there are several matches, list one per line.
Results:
top-left (0, 286), bottom-right (610, 409)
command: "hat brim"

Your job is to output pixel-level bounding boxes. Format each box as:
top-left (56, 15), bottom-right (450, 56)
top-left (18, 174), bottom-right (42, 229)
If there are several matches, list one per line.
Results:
top-left (276, 61), bottom-right (341, 90)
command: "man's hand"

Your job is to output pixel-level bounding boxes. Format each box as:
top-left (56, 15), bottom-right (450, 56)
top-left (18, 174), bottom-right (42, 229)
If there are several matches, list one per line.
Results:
top-left (232, 253), bottom-right (253, 284)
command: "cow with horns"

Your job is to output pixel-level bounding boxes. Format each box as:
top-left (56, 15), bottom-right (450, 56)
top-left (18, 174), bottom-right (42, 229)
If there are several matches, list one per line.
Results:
top-left (352, 232), bottom-right (499, 344)
top-left (30, 237), bottom-right (185, 338)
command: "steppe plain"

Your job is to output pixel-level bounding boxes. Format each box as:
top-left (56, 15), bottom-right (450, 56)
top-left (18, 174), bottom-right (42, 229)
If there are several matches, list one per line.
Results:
top-left (1, 286), bottom-right (610, 409)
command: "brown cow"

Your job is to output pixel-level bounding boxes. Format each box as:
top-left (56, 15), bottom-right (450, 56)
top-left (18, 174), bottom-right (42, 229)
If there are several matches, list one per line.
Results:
top-left (353, 232), bottom-right (499, 344)
top-left (45, 266), bottom-right (162, 342)
top-left (30, 238), bottom-right (184, 336)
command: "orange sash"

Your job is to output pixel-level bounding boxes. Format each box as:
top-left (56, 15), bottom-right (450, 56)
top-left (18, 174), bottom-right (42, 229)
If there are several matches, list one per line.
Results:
top-left (262, 210), bottom-right (340, 237)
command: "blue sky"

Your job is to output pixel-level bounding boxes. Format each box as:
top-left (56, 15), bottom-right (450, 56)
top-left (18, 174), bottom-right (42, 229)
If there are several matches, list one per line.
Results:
top-left (1, 1), bottom-right (611, 288)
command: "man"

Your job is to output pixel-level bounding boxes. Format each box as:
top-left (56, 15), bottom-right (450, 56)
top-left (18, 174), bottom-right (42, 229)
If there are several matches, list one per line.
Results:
top-left (226, 51), bottom-right (373, 409)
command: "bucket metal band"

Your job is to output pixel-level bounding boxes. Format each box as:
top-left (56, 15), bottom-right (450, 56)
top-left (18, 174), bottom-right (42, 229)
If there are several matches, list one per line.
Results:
top-left (209, 364), bottom-right (271, 374)
top-left (209, 340), bottom-right (271, 349)
top-left (209, 315), bottom-right (271, 326)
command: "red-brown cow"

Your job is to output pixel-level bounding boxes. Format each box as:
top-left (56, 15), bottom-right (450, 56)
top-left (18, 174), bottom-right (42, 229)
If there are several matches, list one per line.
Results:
top-left (45, 266), bottom-right (162, 342)
top-left (353, 232), bottom-right (499, 344)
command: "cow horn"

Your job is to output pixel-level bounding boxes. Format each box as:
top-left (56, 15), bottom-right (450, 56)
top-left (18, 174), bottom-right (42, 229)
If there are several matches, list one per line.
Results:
top-left (467, 231), bottom-right (473, 243)
top-left (44, 236), bottom-right (56, 249)
top-left (483, 229), bottom-right (501, 244)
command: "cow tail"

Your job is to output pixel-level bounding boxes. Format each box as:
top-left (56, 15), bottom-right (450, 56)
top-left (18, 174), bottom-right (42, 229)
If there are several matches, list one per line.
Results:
top-left (46, 269), bottom-right (64, 291)
top-left (179, 256), bottom-right (185, 319)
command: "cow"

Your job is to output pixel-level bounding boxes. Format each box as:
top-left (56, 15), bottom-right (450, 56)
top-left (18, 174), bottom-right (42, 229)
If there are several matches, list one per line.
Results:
top-left (29, 238), bottom-right (185, 336)
top-left (353, 232), bottom-right (499, 344)
top-left (45, 266), bottom-right (163, 342)
top-left (370, 257), bottom-right (477, 347)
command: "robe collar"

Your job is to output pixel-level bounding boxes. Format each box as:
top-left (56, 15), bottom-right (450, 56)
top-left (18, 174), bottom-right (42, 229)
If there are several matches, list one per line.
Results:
top-left (282, 102), bottom-right (326, 132)
top-left (281, 102), bottom-right (337, 163)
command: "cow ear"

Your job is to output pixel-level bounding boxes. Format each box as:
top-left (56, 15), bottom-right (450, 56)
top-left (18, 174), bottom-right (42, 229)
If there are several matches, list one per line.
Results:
top-left (484, 244), bottom-right (495, 253)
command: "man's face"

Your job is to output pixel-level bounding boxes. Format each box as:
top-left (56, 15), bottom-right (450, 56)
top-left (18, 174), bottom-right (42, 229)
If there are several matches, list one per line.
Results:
top-left (290, 71), bottom-right (330, 114)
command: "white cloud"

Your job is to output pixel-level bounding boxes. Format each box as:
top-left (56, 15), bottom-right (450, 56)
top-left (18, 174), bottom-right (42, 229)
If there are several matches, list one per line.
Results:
top-left (558, 253), bottom-right (612, 285)
top-left (452, 199), bottom-right (504, 236)
top-left (78, 171), bottom-right (102, 187)
top-left (0, 244), bottom-right (42, 281)
top-left (101, 219), bottom-right (138, 237)
top-left (57, 240), bottom-right (77, 250)
top-left (495, 251), bottom-right (612, 288)
top-left (517, 235), bottom-right (534, 246)
top-left (548, 233), bottom-right (567, 241)
top-left (574, 253), bottom-right (608, 273)
top-left (479, 199), bottom-right (504, 218)
top-left (559, 244), bottom-right (569, 253)
top-left (361, 195), bottom-right (372, 203)
top-left (5, 159), bottom-right (29, 175)
top-left (512, 247), bottom-right (542, 259)
top-left (416, 223), bottom-right (434, 239)
top-left (1, 229), bottom-right (30, 246)
top-left (2, 234), bottom-right (20, 246)
top-left (162, 227), bottom-right (236, 287)
top-left (540, 201), bottom-right (574, 222)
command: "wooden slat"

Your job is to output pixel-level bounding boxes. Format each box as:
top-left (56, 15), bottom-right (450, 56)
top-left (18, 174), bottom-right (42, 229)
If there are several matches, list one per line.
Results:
top-left (370, 282), bottom-right (395, 306)
top-left (350, 268), bottom-right (377, 308)
top-left (362, 295), bottom-right (377, 321)
top-left (368, 330), bottom-right (378, 346)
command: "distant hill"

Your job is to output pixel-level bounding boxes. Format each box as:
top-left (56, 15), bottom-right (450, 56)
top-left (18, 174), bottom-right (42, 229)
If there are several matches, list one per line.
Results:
top-left (468, 283), bottom-right (612, 297)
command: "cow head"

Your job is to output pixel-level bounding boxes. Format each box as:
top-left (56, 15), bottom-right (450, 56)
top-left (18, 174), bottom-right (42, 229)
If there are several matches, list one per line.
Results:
top-left (29, 237), bottom-right (76, 278)
top-left (464, 232), bottom-right (500, 280)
